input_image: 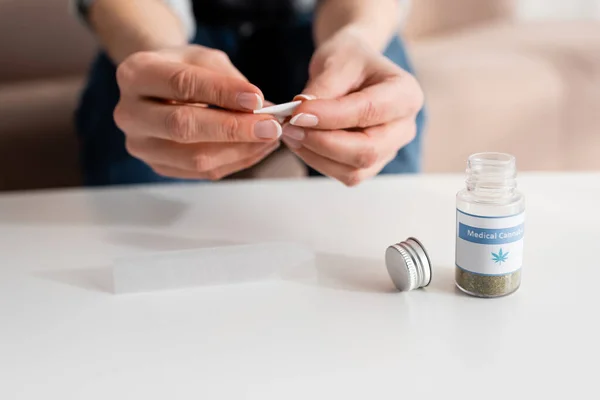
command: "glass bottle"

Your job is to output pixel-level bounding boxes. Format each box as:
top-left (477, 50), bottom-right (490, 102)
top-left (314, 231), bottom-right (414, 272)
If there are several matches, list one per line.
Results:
top-left (455, 153), bottom-right (525, 297)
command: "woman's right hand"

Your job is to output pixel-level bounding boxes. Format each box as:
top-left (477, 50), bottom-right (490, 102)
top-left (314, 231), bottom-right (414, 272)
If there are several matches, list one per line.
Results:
top-left (114, 45), bottom-right (282, 180)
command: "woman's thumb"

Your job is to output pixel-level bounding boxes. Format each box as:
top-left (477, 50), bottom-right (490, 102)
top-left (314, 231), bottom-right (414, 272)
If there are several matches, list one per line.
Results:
top-left (301, 57), bottom-right (363, 100)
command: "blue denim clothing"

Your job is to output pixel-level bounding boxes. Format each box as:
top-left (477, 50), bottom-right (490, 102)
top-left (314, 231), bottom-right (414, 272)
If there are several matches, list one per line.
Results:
top-left (75, 21), bottom-right (426, 186)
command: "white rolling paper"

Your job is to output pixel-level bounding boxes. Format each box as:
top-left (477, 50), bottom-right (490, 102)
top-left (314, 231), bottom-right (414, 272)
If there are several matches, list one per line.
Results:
top-left (253, 101), bottom-right (302, 117)
top-left (112, 242), bottom-right (315, 294)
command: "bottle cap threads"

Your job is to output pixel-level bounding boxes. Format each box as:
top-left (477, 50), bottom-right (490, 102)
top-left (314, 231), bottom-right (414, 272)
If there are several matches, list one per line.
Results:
top-left (385, 237), bottom-right (432, 292)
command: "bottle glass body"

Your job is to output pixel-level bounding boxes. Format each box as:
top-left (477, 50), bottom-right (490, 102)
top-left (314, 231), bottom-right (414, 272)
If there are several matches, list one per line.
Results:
top-left (455, 153), bottom-right (525, 298)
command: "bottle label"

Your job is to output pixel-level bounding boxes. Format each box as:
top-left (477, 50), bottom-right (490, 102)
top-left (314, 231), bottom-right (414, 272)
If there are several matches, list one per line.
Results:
top-left (455, 210), bottom-right (525, 275)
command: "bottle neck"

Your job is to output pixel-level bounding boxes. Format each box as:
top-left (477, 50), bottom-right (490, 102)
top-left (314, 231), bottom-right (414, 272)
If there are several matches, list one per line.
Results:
top-left (465, 153), bottom-right (517, 202)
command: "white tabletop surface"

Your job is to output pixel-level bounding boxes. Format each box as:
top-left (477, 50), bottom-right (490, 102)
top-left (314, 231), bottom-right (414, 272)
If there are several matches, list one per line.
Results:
top-left (1, 173), bottom-right (598, 399)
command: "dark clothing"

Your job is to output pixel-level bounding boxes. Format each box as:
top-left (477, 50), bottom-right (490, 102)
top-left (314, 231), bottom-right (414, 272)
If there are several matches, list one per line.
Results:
top-left (192, 0), bottom-right (316, 28)
top-left (75, 17), bottom-right (426, 186)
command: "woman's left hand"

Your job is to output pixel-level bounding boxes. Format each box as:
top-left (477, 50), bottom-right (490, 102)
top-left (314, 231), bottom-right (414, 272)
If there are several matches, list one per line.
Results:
top-left (282, 28), bottom-right (424, 186)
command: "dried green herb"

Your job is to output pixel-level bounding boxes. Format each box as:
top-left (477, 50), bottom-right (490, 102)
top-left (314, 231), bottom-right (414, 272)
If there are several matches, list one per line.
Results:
top-left (455, 268), bottom-right (521, 298)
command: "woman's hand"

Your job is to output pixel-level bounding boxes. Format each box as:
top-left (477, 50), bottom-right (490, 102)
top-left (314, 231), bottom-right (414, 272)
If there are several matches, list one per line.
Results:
top-left (282, 29), bottom-right (424, 186)
top-left (114, 46), bottom-right (282, 180)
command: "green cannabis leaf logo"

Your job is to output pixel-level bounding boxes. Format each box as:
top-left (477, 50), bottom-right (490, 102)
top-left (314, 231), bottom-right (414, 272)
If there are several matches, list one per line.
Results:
top-left (492, 248), bottom-right (509, 265)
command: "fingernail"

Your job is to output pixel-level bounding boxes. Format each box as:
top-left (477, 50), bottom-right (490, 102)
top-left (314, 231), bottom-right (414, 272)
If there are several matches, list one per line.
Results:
top-left (237, 93), bottom-right (263, 110)
top-left (254, 119), bottom-right (282, 139)
top-left (290, 113), bottom-right (318, 127)
top-left (282, 136), bottom-right (302, 149)
top-left (294, 94), bottom-right (317, 101)
top-left (282, 123), bottom-right (305, 140)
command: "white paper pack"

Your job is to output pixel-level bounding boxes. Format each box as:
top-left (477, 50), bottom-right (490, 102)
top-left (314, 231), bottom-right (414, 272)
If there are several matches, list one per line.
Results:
top-left (112, 242), bottom-right (315, 294)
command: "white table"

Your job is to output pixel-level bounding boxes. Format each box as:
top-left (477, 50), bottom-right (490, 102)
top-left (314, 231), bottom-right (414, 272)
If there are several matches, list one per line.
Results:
top-left (1, 174), bottom-right (598, 399)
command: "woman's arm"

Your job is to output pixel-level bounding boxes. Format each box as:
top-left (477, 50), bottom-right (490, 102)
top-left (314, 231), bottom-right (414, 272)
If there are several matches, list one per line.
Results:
top-left (313, 0), bottom-right (402, 52)
top-left (86, 0), bottom-right (189, 63)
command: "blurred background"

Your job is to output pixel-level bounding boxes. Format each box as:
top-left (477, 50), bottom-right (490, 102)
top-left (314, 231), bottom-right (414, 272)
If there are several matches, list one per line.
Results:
top-left (0, 0), bottom-right (599, 191)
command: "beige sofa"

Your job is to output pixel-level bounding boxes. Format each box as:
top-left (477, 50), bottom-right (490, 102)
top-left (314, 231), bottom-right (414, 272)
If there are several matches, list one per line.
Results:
top-left (0, 0), bottom-right (95, 190)
top-left (1, 0), bottom-right (599, 191)
top-left (406, 0), bottom-right (600, 172)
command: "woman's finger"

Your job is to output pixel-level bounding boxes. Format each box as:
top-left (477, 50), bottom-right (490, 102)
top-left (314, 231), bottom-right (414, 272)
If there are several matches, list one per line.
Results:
top-left (114, 99), bottom-right (282, 143)
top-left (182, 47), bottom-right (249, 82)
top-left (281, 118), bottom-right (416, 169)
top-left (282, 138), bottom-right (394, 187)
top-left (290, 73), bottom-right (423, 130)
top-left (151, 141), bottom-right (280, 180)
top-left (125, 137), bottom-right (278, 172)
top-left (116, 51), bottom-right (264, 111)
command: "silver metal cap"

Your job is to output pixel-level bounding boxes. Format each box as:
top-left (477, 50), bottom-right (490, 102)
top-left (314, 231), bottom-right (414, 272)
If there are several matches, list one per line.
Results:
top-left (385, 237), bottom-right (432, 291)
